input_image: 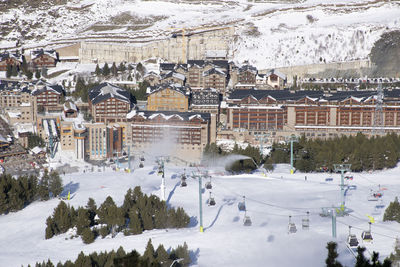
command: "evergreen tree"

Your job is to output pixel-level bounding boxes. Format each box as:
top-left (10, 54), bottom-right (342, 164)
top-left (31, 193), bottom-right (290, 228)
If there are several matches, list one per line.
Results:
top-left (325, 242), bottom-right (343, 267)
top-left (38, 171), bottom-right (50, 201)
top-left (6, 64), bottom-right (12, 78)
top-left (102, 63), bottom-right (110, 76)
top-left (52, 201), bottom-right (73, 234)
top-left (118, 62), bottom-right (126, 72)
top-left (155, 244), bottom-right (169, 266)
top-left (49, 171), bottom-right (63, 198)
top-left (111, 62), bottom-right (118, 76)
top-left (383, 197), bottom-right (400, 223)
top-left (26, 70), bottom-right (33, 80)
top-left (95, 64), bottom-right (101, 76)
top-left (143, 239), bottom-right (155, 263)
top-left (11, 64), bottom-right (18, 76)
top-left (355, 246), bottom-right (370, 267)
top-left (128, 208), bottom-right (142, 235)
top-left (389, 238), bottom-right (400, 266)
top-left (86, 198), bottom-right (97, 226)
top-left (76, 207), bottom-right (91, 235)
top-left (35, 69), bottom-right (41, 79)
top-left (170, 242), bottom-right (190, 266)
top-left (98, 196), bottom-right (124, 228)
top-left (45, 216), bottom-right (55, 239)
top-left (81, 227), bottom-right (95, 244)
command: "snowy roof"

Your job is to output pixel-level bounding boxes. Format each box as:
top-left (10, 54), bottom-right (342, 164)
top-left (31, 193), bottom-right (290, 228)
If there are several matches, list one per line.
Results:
top-left (239, 64), bottom-right (258, 74)
top-left (31, 84), bottom-right (64, 96)
top-left (202, 67), bottom-right (227, 77)
top-left (265, 69), bottom-right (287, 80)
top-left (147, 83), bottom-right (188, 96)
top-left (161, 71), bottom-right (186, 81)
top-left (31, 49), bottom-right (58, 60)
top-left (63, 101), bottom-right (78, 112)
top-left (89, 82), bottom-right (131, 105)
top-left (127, 110), bottom-right (211, 122)
top-left (144, 71), bottom-right (161, 79)
top-left (31, 146), bottom-right (45, 154)
top-left (0, 134), bottom-right (9, 143)
top-left (0, 51), bottom-right (23, 63)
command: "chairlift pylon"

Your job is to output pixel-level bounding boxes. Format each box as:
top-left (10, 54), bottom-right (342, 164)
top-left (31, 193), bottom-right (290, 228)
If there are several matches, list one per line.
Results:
top-left (238, 196), bottom-right (246, 211)
top-left (288, 215), bottom-right (297, 234)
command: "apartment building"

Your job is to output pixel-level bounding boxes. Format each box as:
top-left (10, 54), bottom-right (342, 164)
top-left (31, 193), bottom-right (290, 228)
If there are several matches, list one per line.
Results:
top-left (88, 82), bottom-right (132, 123)
top-left (147, 83), bottom-right (189, 112)
top-left (126, 110), bottom-right (214, 162)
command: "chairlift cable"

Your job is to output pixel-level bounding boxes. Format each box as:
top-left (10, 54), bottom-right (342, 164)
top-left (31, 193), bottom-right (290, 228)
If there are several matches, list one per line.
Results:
top-left (336, 220), bottom-right (397, 240)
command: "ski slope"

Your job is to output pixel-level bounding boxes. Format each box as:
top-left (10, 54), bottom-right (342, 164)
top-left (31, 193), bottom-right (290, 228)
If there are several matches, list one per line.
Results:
top-left (0, 157), bottom-right (399, 266)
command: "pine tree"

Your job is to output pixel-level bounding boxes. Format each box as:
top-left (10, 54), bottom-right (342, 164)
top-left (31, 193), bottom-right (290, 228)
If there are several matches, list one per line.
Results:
top-left (325, 242), bottom-right (343, 267)
top-left (81, 227), bottom-right (95, 244)
top-left (383, 197), bottom-right (400, 223)
top-left (53, 201), bottom-right (73, 234)
top-left (102, 63), bottom-right (110, 76)
top-left (49, 171), bottom-right (63, 198)
top-left (38, 171), bottom-right (50, 201)
top-left (128, 208), bottom-right (142, 235)
top-left (155, 244), bottom-right (169, 266)
top-left (6, 64), bottom-right (12, 78)
top-left (76, 207), bottom-right (91, 235)
top-left (118, 62), bottom-right (126, 72)
top-left (355, 246), bottom-right (370, 267)
top-left (142, 239), bottom-right (155, 263)
top-left (111, 62), bottom-right (118, 76)
top-left (86, 198), bottom-right (97, 226)
top-left (45, 216), bottom-right (55, 239)
top-left (35, 69), bottom-right (41, 79)
top-left (95, 64), bottom-right (101, 76)
top-left (11, 64), bottom-right (18, 76)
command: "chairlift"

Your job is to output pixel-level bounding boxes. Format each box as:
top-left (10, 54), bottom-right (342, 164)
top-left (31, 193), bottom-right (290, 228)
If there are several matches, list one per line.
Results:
top-left (361, 222), bottom-right (373, 242)
top-left (205, 176), bottom-right (212, 190)
top-left (208, 192), bottom-right (216, 206)
top-left (345, 175), bottom-right (353, 180)
top-left (347, 226), bottom-right (359, 248)
top-left (238, 196), bottom-right (246, 211)
top-left (180, 179), bottom-right (187, 187)
top-left (157, 165), bottom-right (163, 175)
top-left (181, 173), bottom-right (187, 181)
top-left (288, 215), bottom-right (297, 234)
top-left (302, 211), bottom-right (310, 230)
top-left (368, 190), bottom-right (382, 201)
top-left (139, 162), bottom-right (144, 168)
top-left (140, 155), bottom-right (145, 162)
top-left (243, 210), bottom-right (252, 226)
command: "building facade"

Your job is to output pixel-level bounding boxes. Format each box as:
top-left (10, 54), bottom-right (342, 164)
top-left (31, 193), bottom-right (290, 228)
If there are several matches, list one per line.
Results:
top-left (147, 84), bottom-right (189, 112)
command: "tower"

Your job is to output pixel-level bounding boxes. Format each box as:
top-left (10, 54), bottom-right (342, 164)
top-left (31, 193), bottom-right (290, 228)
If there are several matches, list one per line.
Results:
top-left (372, 83), bottom-right (384, 135)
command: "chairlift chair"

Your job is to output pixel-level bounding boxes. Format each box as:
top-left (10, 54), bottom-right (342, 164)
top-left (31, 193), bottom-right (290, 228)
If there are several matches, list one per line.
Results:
top-left (139, 162), bottom-right (144, 168)
top-left (347, 226), bottom-right (359, 248)
top-left (243, 211), bottom-right (252, 226)
top-left (288, 216), bottom-right (297, 234)
top-left (157, 166), bottom-right (163, 175)
top-left (140, 155), bottom-right (145, 161)
top-left (208, 192), bottom-right (216, 206)
top-left (361, 222), bottom-right (373, 242)
top-left (180, 177), bottom-right (187, 187)
top-left (302, 211), bottom-right (310, 230)
top-left (238, 196), bottom-right (246, 211)
top-left (205, 176), bottom-right (212, 190)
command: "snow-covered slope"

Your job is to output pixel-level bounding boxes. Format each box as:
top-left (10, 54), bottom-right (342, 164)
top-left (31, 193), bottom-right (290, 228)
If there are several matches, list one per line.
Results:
top-left (0, 155), bottom-right (399, 266)
top-left (0, 0), bottom-right (399, 69)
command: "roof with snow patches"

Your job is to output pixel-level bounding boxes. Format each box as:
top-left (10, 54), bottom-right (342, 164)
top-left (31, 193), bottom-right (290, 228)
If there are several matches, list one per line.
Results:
top-left (89, 82), bottom-right (131, 105)
top-left (127, 110), bottom-right (211, 122)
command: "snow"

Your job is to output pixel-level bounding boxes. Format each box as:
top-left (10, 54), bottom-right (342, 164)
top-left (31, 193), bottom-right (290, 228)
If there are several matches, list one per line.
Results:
top-left (0, 153), bottom-right (400, 266)
top-left (1, 0), bottom-right (398, 69)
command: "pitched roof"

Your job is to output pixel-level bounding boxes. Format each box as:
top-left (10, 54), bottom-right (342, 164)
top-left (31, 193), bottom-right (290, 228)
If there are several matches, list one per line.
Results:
top-left (31, 84), bottom-right (64, 96)
top-left (127, 110), bottom-right (211, 122)
top-left (203, 67), bottom-right (227, 77)
top-left (0, 51), bottom-right (23, 63)
top-left (31, 49), bottom-right (58, 60)
top-left (265, 69), bottom-right (287, 80)
top-left (147, 83), bottom-right (189, 96)
top-left (239, 64), bottom-right (258, 74)
top-left (89, 82), bottom-right (131, 105)
top-left (161, 71), bottom-right (186, 81)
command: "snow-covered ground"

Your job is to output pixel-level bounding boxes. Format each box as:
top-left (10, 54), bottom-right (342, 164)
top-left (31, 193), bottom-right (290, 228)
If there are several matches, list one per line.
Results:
top-left (0, 154), bottom-right (399, 266)
top-left (1, 0), bottom-right (399, 69)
